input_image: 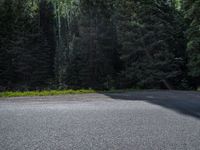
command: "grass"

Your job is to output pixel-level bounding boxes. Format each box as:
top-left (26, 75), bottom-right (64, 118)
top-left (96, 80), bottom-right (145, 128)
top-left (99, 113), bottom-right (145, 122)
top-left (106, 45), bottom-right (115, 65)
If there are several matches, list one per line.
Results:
top-left (0, 89), bottom-right (96, 98)
top-left (0, 88), bottom-right (139, 98)
top-left (0, 88), bottom-right (169, 98)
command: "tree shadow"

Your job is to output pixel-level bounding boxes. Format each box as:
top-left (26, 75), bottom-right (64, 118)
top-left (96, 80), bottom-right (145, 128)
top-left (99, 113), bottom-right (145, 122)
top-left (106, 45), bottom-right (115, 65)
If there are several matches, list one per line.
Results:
top-left (104, 90), bottom-right (200, 119)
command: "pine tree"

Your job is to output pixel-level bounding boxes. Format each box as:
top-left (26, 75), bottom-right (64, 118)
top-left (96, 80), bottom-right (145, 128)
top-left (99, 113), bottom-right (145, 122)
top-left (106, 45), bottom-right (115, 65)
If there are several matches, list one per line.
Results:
top-left (1, 0), bottom-right (23, 89)
top-left (39, 0), bottom-right (56, 82)
top-left (66, 0), bottom-right (120, 89)
top-left (115, 0), bottom-right (141, 88)
top-left (184, 0), bottom-right (200, 88)
top-left (0, 0), bottom-right (13, 89)
top-left (116, 0), bottom-right (186, 89)
top-left (0, 0), bottom-right (57, 90)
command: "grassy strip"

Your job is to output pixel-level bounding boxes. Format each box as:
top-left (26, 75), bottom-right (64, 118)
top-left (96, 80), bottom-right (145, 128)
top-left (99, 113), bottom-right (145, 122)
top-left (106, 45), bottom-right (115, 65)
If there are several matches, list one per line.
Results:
top-left (3, 88), bottom-right (197, 98)
top-left (0, 89), bottom-right (96, 98)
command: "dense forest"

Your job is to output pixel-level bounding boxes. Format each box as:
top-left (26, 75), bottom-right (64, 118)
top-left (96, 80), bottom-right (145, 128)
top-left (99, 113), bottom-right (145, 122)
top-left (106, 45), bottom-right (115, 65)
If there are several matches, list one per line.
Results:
top-left (0, 0), bottom-right (199, 91)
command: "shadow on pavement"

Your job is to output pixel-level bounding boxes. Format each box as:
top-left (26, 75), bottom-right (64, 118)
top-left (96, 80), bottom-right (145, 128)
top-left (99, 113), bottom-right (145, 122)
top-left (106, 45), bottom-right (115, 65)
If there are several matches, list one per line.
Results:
top-left (104, 90), bottom-right (200, 119)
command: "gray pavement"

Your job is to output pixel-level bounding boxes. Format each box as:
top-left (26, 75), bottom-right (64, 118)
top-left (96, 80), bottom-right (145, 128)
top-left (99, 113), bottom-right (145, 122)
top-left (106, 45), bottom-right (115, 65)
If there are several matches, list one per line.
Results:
top-left (0, 90), bottom-right (200, 150)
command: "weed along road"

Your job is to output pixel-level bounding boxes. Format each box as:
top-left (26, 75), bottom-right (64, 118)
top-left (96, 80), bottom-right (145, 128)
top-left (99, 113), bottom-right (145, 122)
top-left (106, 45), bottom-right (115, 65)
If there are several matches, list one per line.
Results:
top-left (0, 91), bottom-right (200, 150)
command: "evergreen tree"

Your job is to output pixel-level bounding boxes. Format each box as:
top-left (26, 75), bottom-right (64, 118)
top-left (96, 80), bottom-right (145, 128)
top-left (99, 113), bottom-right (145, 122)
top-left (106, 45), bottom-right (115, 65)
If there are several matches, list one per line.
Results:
top-left (116, 0), bottom-right (186, 89)
top-left (39, 0), bottom-right (56, 82)
top-left (0, 0), bottom-right (56, 90)
top-left (184, 0), bottom-right (200, 88)
top-left (66, 0), bottom-right (120, 89)
top-left (115, 0), bottom-right (141, 88)
top-left (0, 0), bottom-right (14, 89)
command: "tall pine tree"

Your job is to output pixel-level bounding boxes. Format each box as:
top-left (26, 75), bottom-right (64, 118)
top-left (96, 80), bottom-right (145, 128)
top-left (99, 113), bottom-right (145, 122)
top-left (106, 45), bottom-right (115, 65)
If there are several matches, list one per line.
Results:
top-left (116, 0), bottom-right (186, 89)
top-left (184, 0), bottom-right (200, 88)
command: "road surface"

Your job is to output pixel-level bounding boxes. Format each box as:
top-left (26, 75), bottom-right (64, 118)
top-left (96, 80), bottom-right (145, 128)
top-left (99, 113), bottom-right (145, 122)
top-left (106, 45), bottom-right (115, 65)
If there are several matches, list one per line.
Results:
top-left (0, 90), bottom-right (200, 150)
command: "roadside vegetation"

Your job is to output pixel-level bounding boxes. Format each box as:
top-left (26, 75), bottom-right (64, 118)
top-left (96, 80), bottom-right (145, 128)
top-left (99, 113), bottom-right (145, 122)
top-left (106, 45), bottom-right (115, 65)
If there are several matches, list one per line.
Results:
top-left (0, 88), bottom-right (142, 98)
top-left (0, 89), bottom-right (96, 98)
top-left (0, 0), bottom-right (200, 91)
top-left (1, 87), bottom-right (199, 98)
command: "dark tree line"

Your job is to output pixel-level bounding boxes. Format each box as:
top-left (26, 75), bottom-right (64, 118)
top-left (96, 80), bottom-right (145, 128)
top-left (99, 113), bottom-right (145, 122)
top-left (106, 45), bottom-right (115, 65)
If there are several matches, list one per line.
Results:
top-left (0, 0), bottom-right (199, 91)
top-left (0, 0), bottom-right (55, 90)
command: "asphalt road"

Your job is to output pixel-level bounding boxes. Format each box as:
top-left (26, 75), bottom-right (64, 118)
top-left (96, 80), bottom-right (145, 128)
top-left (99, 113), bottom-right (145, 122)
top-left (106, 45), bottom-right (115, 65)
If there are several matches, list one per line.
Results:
top-left (0, 90), bottom-right (200, 150)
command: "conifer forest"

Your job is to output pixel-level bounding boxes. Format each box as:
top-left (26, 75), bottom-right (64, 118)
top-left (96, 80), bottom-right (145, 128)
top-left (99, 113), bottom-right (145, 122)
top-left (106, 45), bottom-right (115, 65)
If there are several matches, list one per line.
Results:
top-left (0, 0), bottom-right (200, 91)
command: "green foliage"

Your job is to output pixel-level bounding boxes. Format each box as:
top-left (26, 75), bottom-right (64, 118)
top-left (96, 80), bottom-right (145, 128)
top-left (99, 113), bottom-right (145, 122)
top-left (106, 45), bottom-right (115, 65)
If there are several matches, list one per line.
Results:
top-left (0, 0), bottom-right (55, 90)
top-left (63, 0), bottom-right (120, 89)
top-left (184, 0), bottom-right (200, 88)
top-left (1, 0), bottom-right (199, 91)
top-left (116, 0), bottom-right (187, 89)
top-left (0, 89), bottom-right (96, 98)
